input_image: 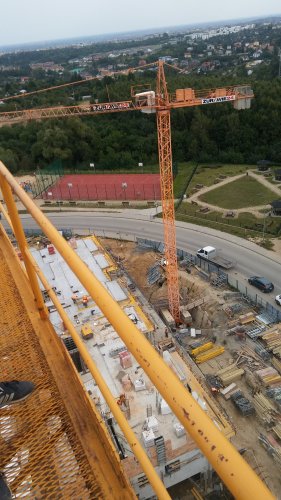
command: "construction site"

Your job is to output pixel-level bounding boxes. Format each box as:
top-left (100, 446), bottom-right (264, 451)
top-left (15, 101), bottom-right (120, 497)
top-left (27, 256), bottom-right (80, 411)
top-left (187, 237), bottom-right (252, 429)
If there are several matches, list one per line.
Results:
top-left (0, 61), bottom-right (280, 499)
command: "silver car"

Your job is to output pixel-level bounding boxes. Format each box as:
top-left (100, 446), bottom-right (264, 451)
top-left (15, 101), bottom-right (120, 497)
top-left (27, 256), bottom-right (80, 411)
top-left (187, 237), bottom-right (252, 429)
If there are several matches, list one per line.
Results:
top-left (276, 294), bottom-right (281, 306)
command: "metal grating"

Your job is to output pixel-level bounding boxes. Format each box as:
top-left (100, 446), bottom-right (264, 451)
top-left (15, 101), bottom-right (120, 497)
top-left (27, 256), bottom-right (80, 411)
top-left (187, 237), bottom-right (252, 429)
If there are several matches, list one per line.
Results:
top-left (0, 246), bottom-right (133, 499)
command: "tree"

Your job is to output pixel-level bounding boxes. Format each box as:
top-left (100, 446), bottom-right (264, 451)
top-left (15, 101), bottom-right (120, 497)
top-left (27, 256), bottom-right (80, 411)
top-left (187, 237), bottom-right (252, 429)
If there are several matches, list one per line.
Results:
top-left (0, 147), bottom-right (18, 173)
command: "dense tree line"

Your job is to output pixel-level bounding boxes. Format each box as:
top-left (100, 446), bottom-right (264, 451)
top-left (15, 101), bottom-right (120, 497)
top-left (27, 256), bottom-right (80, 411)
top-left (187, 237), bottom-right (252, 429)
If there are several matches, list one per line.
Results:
top-left (0, 71), bottom-right (281, 173)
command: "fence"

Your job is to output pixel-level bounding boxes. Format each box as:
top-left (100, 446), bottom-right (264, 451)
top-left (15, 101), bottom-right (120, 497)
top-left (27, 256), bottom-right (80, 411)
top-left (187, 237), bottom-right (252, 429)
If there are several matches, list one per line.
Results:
top-left (136, 237), bottom-right (281, 323)
top-left (7, 229), bottom-right (281, 323)
top-left (227, 275), bottom-right (281, 322)
top-left (32, 173), bottom-right (61, 198)
top-left (176, 210), bottom-right (281, 238)
top-left (39, 182), bottom-right (161, 201)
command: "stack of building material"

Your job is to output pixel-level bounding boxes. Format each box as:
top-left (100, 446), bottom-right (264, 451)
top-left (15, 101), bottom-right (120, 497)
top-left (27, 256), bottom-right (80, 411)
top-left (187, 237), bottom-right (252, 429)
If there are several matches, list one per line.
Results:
top-left (195, 346), bottom-right (225, 364)
top-left (239, 312), bottom-right (255, 325)
top-left (160, 398), bottom-right (172, 415)
top-left (119, 350), bottom-right (132, 369)
top-left (261, 330), bottom-right (281, 356)
top-left (173, 422), bottom-right (185, 438)
top-left (272, 423), bottom-right (281, 441)
top-left (255, 367), bottom-right (281, 387)
top-left (142, 429), bottom-right (155, 447)
top-left (254, 344), bottom-right (270, 361)
top-left (145, 416), bottom-right (159, 433)
top-left (231, 391), bottom-right (255, 416)
top-left (259, 433), bottom-right (281, 466)
top-left (266, 387), bottom-right (281, 410)
top-left (272, 356), bottom-right (281, 374)
top-left (47, 244), bottom-right (55, 255)
top-left (216, 364), bottom-right (245, 386)
top-left (253, 393), bottom-right (279, 426)
top-left (133, 378), bottom-right (146, 391)
top-left (191, 342), bottom-right (214, 357)
top-left (121, 374), bottom-right (132, 391)
top-left (220, 383), bottom-right (238, 400)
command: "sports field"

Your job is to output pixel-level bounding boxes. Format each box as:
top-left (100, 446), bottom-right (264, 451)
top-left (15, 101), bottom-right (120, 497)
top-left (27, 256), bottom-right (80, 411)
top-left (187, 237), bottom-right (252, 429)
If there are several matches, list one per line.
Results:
top-left (43, 173), bottom-right (161, 201)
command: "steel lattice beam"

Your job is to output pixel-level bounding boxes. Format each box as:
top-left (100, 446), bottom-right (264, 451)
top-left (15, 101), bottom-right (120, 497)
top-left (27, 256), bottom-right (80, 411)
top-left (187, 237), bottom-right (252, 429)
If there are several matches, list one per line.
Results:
top-left (157, 109), bottom-right (180, 322)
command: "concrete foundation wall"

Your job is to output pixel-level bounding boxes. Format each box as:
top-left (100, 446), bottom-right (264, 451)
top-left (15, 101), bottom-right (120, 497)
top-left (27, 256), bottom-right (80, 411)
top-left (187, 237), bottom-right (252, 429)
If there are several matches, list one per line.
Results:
top-left (132, 450), bottom-right (209, 499)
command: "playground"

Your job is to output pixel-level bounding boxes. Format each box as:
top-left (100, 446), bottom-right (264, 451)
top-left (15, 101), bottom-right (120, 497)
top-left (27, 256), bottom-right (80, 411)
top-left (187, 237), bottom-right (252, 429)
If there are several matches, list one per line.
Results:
top-left (41, 173), bottom-right (161, 201)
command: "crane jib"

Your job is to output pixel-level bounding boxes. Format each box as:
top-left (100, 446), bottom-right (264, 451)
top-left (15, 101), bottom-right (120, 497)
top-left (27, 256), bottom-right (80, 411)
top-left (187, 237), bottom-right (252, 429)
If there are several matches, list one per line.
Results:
top-left (82, 102), bottom-right (133, 112)
top-left (202, 95), bottom-right (235, 104)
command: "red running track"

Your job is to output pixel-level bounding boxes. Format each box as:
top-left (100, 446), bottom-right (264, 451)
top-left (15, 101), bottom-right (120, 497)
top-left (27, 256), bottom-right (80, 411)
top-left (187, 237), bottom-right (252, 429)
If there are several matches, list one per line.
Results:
top-left (42, 173), bottom-right (161, 201)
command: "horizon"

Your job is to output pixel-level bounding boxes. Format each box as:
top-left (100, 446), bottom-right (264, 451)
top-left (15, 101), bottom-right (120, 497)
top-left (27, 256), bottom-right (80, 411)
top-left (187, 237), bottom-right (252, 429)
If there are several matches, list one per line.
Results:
top-left (0, 14), bottom-right (280, 53)
top-left (0, 0), bottom-right (280, 50)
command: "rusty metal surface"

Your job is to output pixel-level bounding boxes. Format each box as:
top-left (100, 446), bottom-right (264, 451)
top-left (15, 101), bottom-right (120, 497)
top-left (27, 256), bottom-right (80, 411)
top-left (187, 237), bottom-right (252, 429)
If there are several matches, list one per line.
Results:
top-left (0, 236), bottom-right (135, 499)
top-left (0, 162), bottom-right (274, 500)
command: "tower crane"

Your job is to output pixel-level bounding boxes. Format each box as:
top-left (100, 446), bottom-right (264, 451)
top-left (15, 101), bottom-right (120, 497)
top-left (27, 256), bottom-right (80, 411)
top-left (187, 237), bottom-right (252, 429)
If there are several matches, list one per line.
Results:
top-left (0, 61), bottom-right (254, 322)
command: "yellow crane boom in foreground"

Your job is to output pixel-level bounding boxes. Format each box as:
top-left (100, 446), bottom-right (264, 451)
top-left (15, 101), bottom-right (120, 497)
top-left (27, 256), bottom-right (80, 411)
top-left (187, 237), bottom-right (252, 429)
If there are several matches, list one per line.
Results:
top-left (0, 160), bottom-right (272, 500)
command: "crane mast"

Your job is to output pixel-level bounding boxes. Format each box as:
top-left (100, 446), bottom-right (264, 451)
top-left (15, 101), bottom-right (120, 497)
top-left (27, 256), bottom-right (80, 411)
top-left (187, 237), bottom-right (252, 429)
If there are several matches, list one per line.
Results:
top-left (0, 62), bottom-right (254, 322)
top-left (156, 61), bottom-right (181, 322)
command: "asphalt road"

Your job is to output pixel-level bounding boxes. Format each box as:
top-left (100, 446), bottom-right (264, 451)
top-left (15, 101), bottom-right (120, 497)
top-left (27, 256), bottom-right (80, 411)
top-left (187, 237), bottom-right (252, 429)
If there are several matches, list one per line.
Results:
top-left (13, 211), bottom-right (281, 308)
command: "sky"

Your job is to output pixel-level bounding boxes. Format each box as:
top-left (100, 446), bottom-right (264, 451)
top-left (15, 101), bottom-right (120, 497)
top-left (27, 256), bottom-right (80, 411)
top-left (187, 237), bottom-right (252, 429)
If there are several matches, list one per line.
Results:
top-left (0, 0), bottom-right (280, 47)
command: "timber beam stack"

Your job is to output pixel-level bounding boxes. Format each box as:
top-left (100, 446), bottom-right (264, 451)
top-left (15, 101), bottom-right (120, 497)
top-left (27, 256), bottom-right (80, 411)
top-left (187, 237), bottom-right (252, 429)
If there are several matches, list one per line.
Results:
top-left (261, 330), bottom-right (281, 357)
top-left (216, 363), bottom-right (245, 386)
top-left (253, 393), bottom-right (279, 426)
top-left (255, 367), bottom-right (281, 388)
top-left (272, 423), bottom-right (281, 441)
top-left (272, 356), bottom-right (281, 374)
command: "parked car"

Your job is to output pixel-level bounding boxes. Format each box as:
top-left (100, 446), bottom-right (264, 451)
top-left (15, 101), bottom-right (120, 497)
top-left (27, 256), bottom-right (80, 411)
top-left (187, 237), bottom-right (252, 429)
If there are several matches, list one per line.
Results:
top-left (275, 294), bottom-right (281, 306)
top-left (248, 276), bottom-right (274, 293)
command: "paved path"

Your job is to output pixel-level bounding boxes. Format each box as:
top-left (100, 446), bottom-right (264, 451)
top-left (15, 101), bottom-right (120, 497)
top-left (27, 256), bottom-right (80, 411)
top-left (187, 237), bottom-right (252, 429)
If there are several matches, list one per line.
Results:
top-left (185, 170), bottom-right (281, 217)
top-left (248, 170), bottom-right (281, 196)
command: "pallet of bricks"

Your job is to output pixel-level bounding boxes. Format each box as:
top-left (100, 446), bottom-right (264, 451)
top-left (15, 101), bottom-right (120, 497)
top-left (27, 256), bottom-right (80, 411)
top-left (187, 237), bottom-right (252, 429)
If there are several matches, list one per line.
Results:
top-left (191, 342), bottom-right (224, 364)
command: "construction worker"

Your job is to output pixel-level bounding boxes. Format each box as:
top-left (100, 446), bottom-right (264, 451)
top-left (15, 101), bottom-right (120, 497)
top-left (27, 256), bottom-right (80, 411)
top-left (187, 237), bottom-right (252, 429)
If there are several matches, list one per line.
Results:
top-left (82, 295), bottom-right (89, 307)
top-left (71, 294), bottom-right (78, 303)
top-left (0, 381), bottom-right (35, 499)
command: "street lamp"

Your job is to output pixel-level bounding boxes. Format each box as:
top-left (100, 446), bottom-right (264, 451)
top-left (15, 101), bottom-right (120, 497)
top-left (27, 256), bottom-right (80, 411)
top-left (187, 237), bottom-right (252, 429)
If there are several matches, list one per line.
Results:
top-left (90, 162), bottom-right (95, 173)
top-left (138, 162), bottom-right (143, 174)
top-left (262, 210), bottom-right (269, 243)
top-left (67, 183), bottom-right (73, 200)
top-left (121, 182), bottom-right (128, 200)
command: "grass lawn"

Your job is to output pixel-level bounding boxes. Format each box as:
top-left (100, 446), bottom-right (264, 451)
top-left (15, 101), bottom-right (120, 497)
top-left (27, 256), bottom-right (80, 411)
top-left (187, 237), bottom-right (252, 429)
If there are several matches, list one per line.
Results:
top-left (199, 176), bottom-right (276, 209)
top-left (176, 203), bottom-right (281, 238)
top-left (173, 162), bottom-right (196, 198)
top-left (186, 164), bottom-right (253, 194)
